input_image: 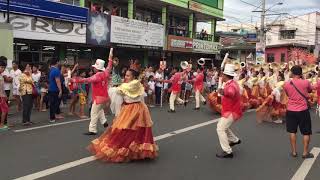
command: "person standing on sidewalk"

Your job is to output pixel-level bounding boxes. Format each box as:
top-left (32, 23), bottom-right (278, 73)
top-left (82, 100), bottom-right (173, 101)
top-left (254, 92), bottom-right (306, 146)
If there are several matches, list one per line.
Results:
top-left (0, 60), bottom-right (9, 130)
top-left (19, 64), bottom-right (34, 126)
top-left (284, 65), bottom-right (313, 159)
top-left (216, 64), bottom-right (243, 158)
top-left (48, 59), bottom-right (64, 123)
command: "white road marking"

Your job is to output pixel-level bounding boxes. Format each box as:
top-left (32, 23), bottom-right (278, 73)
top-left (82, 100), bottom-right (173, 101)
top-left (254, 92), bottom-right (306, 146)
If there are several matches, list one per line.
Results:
top-left (13, 118), bottom-right (90, 133)
top-left (13, 109), bottom-right (256, 133)
top-left (13, 119), bottom-right (220, 180)
top-left (291, 147), bottom-right (320, 180)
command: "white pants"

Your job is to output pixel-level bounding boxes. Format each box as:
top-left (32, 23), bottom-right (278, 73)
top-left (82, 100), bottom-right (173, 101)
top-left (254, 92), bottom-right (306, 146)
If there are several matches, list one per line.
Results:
top-left (216, 115), bottom-right (239, 154)
top-left (89, 103), bottom-right (107, 133)
top-left (195, 90), bottom-right (206, 108)
top-left (169, 92), bottom-right (184, 110)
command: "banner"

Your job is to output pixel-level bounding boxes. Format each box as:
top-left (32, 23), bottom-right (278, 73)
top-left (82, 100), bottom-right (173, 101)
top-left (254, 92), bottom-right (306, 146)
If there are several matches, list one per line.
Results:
top-left (0, 14), bottom-right (86, 43)
top-left (0, 0), bottom-right (88, 23)
top-left (110, 16), bottom-right (164, 48)
top-left (167, 35), bottom-right (193, 52)
top-left (256, 42), bottom-right (265, 64)
top-left (193, 39), bottom-right (220, 54)
top-left (87, 13), bottom-right (110, 46)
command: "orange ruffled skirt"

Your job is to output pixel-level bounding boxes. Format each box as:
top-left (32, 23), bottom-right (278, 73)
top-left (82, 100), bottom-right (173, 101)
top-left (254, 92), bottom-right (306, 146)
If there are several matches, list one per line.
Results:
top-left (208, 92), bottom-right (222, 114)
top-left (88, 102), bottom-right (159, 163)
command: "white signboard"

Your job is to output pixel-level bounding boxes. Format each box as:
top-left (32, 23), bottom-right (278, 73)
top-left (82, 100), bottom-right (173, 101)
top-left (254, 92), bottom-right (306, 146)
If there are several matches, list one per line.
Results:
top-left (193, 39), bottom-right (220, 54)
top-left (0, 14), bottom-right (86, 43)
top-left (171, 39), bottom-right (193, 48)
top-left (111, 16), bottom-right (164, 47)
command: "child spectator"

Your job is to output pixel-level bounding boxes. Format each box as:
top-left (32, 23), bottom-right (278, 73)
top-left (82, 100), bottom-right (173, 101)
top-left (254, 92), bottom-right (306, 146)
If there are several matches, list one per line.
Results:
top-left (68, 70), bottom-right (79, 116)
top-left (39, 69), bottom-right (49, 112)
top-left (78, 70), bottom-right (88, 119)
top-left (147, 75), bottom-right (155, 107)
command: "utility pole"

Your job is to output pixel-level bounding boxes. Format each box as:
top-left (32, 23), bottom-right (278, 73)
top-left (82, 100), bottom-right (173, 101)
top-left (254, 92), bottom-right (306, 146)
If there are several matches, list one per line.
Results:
top-left (260, 0), bottom-right (266, 62)
top-left (6, 0), bottom-right (9, 23)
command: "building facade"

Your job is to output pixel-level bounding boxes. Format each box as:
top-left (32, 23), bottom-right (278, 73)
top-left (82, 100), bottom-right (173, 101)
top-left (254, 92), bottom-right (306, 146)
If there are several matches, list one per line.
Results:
top-left (0, 0), bottom-right (224, 68)
top-left (266, 12), bottom-right (320, 63)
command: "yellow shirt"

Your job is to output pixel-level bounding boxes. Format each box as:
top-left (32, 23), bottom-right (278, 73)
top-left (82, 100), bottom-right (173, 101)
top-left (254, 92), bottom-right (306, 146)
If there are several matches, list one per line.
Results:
top-left (19, 73), bottom-right (33, 96)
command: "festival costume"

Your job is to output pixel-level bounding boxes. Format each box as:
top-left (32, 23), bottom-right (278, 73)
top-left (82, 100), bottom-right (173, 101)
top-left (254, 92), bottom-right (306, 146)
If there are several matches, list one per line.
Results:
top-left (217, 78), bottom-right (242, 154)
top-left (168, 72), bottom-right (185, 111)
top-left (256, 81), bottom-right (287, 123)
top-left (193, 72), bottom-right (206, 108)
top-left (246, 76), bottom-right (261, 108)
top-left (88, 80), bottom-right (158, 162)
top-left (74, 59), bottom-right (112, 133)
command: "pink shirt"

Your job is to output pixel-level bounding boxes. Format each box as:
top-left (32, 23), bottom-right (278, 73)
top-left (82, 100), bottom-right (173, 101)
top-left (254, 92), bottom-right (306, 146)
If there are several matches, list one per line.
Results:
top-left (284, 78), bottom-right (312, 112)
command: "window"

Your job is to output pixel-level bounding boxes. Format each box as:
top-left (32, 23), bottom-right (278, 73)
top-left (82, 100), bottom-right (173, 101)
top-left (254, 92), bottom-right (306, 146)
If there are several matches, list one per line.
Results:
top-left (267, 53), bottom-right (275, 63)
top-left (281, 53), bottom-right (285, 62)
top-left (280, 30), bottom-right (295, 40)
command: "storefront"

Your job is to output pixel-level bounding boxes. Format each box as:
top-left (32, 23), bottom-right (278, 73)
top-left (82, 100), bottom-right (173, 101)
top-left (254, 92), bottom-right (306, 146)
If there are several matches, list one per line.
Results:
top-left (166, 35), bottom-right (220, 67)
top-left (0, 0), bottom-right (89, 65)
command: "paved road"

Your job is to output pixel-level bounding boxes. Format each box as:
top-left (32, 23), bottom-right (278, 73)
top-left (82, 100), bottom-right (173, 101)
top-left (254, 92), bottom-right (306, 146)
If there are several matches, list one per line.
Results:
top-left (1, 103), bottom-right (320, 180)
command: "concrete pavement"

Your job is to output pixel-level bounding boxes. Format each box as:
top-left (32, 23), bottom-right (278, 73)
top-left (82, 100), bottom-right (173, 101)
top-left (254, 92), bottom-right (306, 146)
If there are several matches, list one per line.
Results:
top-left (1, 103), bottom-right (320, 180)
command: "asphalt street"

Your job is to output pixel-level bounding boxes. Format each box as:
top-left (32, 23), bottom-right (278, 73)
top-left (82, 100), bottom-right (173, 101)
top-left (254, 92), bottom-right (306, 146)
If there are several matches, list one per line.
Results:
top-left (1, 102), bottom-right (320, 180)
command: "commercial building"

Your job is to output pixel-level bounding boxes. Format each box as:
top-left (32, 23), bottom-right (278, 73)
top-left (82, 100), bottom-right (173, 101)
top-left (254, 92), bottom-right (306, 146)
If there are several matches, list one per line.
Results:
top-left (0, 0), bottom-right (224, 68)
top-left (266, 12), bottom-right (320, 63)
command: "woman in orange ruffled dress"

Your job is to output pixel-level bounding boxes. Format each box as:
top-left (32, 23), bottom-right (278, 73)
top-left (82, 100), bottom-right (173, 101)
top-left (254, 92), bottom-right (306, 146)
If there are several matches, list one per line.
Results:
top-left (256, 73), bottom-right (287, 124)
top-left (88, 69), bottom-right (158, 163)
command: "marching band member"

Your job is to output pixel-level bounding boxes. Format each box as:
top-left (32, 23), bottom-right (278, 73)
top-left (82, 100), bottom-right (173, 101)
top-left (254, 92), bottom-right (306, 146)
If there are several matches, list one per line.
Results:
top-left (165, 64), bottom-right (187, 113)
top-left (216, 64), bottom-right (243, 159)
top-left (192, 66), bottom-right (206, 110)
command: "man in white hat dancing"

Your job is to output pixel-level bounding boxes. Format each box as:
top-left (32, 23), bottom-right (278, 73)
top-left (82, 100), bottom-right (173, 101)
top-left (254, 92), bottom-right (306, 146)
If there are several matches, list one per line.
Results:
top-left (216, 64), bottom-right (243, 158)
top-left (72, 49), bottom-right (113, 135)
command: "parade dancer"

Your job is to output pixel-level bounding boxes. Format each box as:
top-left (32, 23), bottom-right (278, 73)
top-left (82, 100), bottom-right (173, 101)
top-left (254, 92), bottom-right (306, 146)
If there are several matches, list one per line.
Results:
top-left (72, 49), bottom-right (113, 135)
top-left (165, 64), bottom-right (187, 113)
top-left (88, 69), bottom-right (158, 163)
top-left (216, 64), bottom-right (243, 158)
top-left (192, 66), bottom-right (206, 110)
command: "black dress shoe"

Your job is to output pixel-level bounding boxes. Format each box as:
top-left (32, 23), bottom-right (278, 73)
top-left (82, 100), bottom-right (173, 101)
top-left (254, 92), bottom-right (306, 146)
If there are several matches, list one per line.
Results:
top-left (168, 109), bottom-right (176, 113)
top-left (194, 107), bottom-right (200, 110)
top-left (229, 140), bottom-right (241, 147)
top-left (216, 151), bottom-right (233, 158)
top-left (103, 122), bottom-right (109, 128)
top-left (203, 101), bottom-right (207, 105)
top-left (83, 132), bottom-right (97, 136)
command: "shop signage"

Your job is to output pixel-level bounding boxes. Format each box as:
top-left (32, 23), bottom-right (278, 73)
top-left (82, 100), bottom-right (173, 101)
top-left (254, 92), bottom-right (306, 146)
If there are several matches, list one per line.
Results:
top-left (110, 16), bottom-right (164, 48)
top-left (167, 35), bottom-right (193, 52)
top-left (0, 0), bottom-right (88, 23)
top-left (256, 42), bottom-right (266, 64)
top-left (188, 1), bottom-right (223, 19)
top-left (0, 14), bottom-right (86, 43)
top-left (87, 13), bottom-right (110, 46)
top-left (193, 39), bottom-right (220, 54)
top-left (160, 0), bottom-right (189, 8)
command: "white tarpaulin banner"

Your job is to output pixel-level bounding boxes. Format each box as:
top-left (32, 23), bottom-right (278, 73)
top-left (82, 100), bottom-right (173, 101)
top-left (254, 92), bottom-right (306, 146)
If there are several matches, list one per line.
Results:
top-left (193, 39), bottom-right (220, 54)
top-left (110, 16), bottom-right (164, 47)
top-left (0, 14), bottom-right (86, 43)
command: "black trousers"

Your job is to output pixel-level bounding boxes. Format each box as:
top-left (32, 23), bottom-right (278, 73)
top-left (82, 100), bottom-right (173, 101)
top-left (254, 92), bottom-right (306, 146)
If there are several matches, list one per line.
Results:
top-left (49, 91), bottom-right (61, 120)
top-left (22, 94), bottom-right (33, 123)
top-left (155, 86), bottom-right (162, 105)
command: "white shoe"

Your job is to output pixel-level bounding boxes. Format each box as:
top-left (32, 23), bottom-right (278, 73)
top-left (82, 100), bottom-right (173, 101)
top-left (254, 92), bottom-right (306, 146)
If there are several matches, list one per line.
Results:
top-left (274, 120), bottom-right (283, 124)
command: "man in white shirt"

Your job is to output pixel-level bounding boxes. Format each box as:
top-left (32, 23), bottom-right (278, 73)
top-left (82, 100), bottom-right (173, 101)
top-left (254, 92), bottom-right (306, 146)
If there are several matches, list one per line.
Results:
top-left (155, 68), bottom-right (164, 106)
top-left (10, 61), bottom-right (22, 112)
top-left (145, 66), bottom-right (155, 79)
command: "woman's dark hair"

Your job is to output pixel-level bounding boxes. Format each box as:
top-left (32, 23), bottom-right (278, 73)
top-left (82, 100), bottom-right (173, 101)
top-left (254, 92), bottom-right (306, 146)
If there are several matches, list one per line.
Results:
top-left (22, 64), bottom-right (30, 72)
top-left (127, 69), bottom-right (139, 79)
top-left (0, 60), bottom-right (7, 67)
top-left (0, 56), bottom-right (7, 62)
top-left (291, 65), bottom-right (302, 76)
top-left (278, 72), bottom-right (285, 81)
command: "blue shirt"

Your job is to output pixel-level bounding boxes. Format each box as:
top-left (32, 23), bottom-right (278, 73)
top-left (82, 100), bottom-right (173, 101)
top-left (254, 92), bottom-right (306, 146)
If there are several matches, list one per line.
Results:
top-left (49, 67), bottom-right (61, 92)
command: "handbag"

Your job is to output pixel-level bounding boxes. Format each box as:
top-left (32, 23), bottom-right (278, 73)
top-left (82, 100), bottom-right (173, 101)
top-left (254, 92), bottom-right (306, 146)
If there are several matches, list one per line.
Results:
top-left (290, 81), bottom-right (311, 110)
top-left (32, 84), bottom-right (39, 97)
